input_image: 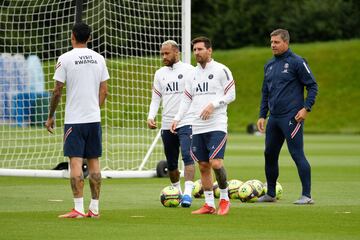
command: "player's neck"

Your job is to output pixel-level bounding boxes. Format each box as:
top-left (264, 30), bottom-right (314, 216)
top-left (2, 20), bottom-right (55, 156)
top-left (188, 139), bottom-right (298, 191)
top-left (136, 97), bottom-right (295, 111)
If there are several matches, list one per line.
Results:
top-left (72, 42), bottom-right (88, 48)
top-left (199, 58), bottom-right (212, 69)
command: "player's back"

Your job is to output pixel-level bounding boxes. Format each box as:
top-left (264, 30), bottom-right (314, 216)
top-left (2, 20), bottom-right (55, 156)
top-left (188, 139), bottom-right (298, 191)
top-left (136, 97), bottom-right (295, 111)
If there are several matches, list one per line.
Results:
top-left (54, 48), bottom-right (108, 124)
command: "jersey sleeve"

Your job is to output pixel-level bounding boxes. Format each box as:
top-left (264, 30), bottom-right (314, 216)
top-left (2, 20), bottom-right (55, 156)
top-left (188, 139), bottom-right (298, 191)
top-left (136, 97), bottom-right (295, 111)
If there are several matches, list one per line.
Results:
top-left (211, 66), bottom-right (236, 108)
top-left (297, 59), bottom-right (318, 111)
top-left (53, 56), bottom-right (66, 83)
top-left (147, 71), bottom-right (162, 120)
top-left (101, 56), bottom-right (110, 82)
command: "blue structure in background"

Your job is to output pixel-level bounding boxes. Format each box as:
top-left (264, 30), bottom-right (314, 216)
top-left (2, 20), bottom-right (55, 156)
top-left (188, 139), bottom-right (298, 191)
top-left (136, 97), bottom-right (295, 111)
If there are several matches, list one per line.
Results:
top-left (0, 54), bottom-right (49, 127)
top-left (0, 53), bottom-right (13, 120)
top-left (12, 92), bottom-right (50, 127)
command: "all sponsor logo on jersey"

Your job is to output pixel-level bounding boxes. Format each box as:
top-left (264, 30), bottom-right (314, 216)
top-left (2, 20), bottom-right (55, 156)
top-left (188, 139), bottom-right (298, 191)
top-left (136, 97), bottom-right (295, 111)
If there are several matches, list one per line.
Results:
top-left (208, 74), bottom-right (214, 79)
top-left (196, 82), bottom-right (209, 92)
top-left (166, 81), bottom-right (179, 92)
top-left (178, 74), bottom-right (183, 79)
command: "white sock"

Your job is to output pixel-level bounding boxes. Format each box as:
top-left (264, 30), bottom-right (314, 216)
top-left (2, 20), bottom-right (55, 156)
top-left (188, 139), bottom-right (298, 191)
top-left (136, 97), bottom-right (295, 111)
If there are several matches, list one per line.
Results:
top-left (74, 197), bottom-right (84, 214)
top-left (220, 188), bottom-right (229, 201)
top-left (89, 199), bottom-right (99, 214)
top-left (172, 181), bottom-right (183, 195)
top-left (204, 191), bottom-right (215, 208)
top-left (184, 181), bottom-right (194, 197)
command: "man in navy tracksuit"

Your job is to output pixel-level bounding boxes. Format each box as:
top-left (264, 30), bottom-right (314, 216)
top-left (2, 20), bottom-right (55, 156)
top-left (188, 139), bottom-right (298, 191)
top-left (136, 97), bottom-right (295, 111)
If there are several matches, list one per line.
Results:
top-left (257, 29), bottom-right (318, 204)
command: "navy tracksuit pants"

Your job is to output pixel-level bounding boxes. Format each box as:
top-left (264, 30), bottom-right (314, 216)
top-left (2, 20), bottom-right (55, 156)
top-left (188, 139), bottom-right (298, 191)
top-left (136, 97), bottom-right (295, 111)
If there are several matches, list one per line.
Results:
top-left (265, 114), bottom-right (311, 198)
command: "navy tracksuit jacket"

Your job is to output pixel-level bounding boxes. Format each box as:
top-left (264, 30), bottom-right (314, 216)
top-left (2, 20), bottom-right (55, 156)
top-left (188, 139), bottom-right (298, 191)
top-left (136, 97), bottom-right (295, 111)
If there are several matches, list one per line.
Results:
top-left (259, 49), bottom-right (318, 198)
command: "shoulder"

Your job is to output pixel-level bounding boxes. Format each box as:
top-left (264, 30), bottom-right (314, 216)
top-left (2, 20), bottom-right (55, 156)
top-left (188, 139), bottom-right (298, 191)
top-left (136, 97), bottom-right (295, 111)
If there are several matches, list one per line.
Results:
top-left (89, 49), bottom-right (106, 60)
top-left (212, 60), bottom-right (231, 73)
top-left (288, 51), bottom-right (306, 65)
top-left (58, 50), bottom-right (74, 61)
top-left (212, 60), bottom-right (227, 69)
top-left (264, 57), bottom-right (275, 68)
top-left (154, 66), bottom-right (167, 78)
top-left (156, 66), bottom-right (168, 74)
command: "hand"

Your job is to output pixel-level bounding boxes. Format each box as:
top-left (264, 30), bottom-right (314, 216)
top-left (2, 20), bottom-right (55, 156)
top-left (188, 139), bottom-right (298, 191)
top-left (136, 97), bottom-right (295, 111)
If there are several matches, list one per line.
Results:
top-left (45, 117), bottom-right (55, 134)
top-left (200, 103), bottom-right (215, 120)
top-left (147, 119), bottom-right (157, 129)
top-left (170, 120), bottom-right (178, 134)
top-left (257, 118), bottom-right (266, 133)
top-left (294, 108), bottom-right (308, 122)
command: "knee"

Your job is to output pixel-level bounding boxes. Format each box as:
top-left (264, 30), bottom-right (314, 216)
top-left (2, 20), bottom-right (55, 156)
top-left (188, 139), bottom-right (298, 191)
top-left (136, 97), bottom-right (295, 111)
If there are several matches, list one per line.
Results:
top-left (198, 162), bottom-right (211, 174)
top-left (289, 151), bottom-right (306, 164)
top-left (210, 159), bottom-right (223, 170)
top-left (166, 159), bottom-right (178, 172)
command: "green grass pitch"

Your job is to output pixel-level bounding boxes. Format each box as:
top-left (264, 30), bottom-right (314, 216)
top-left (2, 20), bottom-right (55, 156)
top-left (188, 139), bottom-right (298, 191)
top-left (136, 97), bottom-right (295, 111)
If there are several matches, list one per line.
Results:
top-left (0, 134), bottom-right (359, 240)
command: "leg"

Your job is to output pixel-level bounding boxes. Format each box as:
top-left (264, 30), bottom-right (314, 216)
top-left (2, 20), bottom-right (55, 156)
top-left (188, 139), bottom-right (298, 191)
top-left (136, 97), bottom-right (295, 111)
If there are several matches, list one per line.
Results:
top-left (190, 134), bottom-right (216, 214)
top-left (208, 131), bottom-right (228, 191)
top-left (211, 160), bottom-right (227, 189)
top-left (84, 122), bottom-right (103, 216)
top-left (198, 161), bottom-right (213, 191)
top-left (207, 131), bottom-right (230, 215)
top-left (87, 158), bottom-right (101, 200)
top-left (69, 157), bottom-right (84, 198)
top-left (178, 126), bottom-right (195, 182)
top-left (87, 157), bottom-right (101, 216)
top-left (197, 161), bottom-right (217, 211)
top-left (177, 126), bottom-right (195, 203)
top-left (62, 156), bottom-right (86, 217)
top-left (60, 124), bottom-right (87, 218)
top-left (161, 130), bottom-right (182, 192)
top-left (283, 119), bottom-right (312, 198)
top-left (264, 117), bottom-right (285, 198)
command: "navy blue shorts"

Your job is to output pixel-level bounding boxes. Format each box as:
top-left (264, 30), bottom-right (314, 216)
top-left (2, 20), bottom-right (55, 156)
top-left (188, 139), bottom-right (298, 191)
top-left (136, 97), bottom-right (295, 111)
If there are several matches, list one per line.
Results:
top-left (63, 122), bottom-right (102, 158)
top-left (190, 131), bottom-right (227, 162)
top-left (161, 125), bottom-right (193, 171)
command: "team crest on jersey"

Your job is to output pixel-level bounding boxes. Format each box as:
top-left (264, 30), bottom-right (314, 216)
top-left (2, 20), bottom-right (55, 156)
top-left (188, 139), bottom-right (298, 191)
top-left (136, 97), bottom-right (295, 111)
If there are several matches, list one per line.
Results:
top-left (178, 74), bottom-right (183, 79)
top-left (282, 63), bottom-right (289, 73)
top-left (208, 74), bottom-right (214, 79)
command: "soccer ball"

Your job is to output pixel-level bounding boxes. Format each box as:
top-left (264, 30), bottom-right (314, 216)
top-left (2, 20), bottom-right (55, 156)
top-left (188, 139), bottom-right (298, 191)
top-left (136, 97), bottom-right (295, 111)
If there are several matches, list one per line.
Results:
top-left (192, 179), bottom-right (204, 198)
top-left (263, 181), bottom-right (283, 199)
top-left (160, 186), bottom-right (181, 207)
top-left (227, 179), bottom-right (243, 199)
top-left (238, 182), bottom-right (260, 203)
top-left (213, 181), bottom-right (220, 198)
top-left (245, 179), bottom-right (264, 197)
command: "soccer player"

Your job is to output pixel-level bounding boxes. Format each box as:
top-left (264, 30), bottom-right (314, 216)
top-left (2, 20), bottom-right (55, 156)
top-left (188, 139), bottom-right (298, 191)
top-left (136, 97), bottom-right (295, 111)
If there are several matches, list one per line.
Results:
top-left (147, 40), bottom-right (195, 207)
top-left (257, 29), bottom-right (318, 204)
top-left (45, 22), bottom-right (109, 218)
top-left (171, 37), bottom-right (236, 215)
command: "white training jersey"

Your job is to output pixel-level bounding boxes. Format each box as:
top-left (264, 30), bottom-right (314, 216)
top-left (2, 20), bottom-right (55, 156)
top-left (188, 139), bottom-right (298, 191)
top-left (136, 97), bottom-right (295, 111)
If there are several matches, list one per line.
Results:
top-left (148, 61), bottom-right (195, 130)
top-left (175, 59), bottom-right (236, 134)
top-left (53, 48), bottom-right (109, 124)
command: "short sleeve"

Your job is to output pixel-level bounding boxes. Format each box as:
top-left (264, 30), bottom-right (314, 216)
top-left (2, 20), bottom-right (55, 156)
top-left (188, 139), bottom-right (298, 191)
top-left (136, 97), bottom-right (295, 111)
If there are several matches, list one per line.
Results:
top-left (53, 56), bottom-right (66, 83)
